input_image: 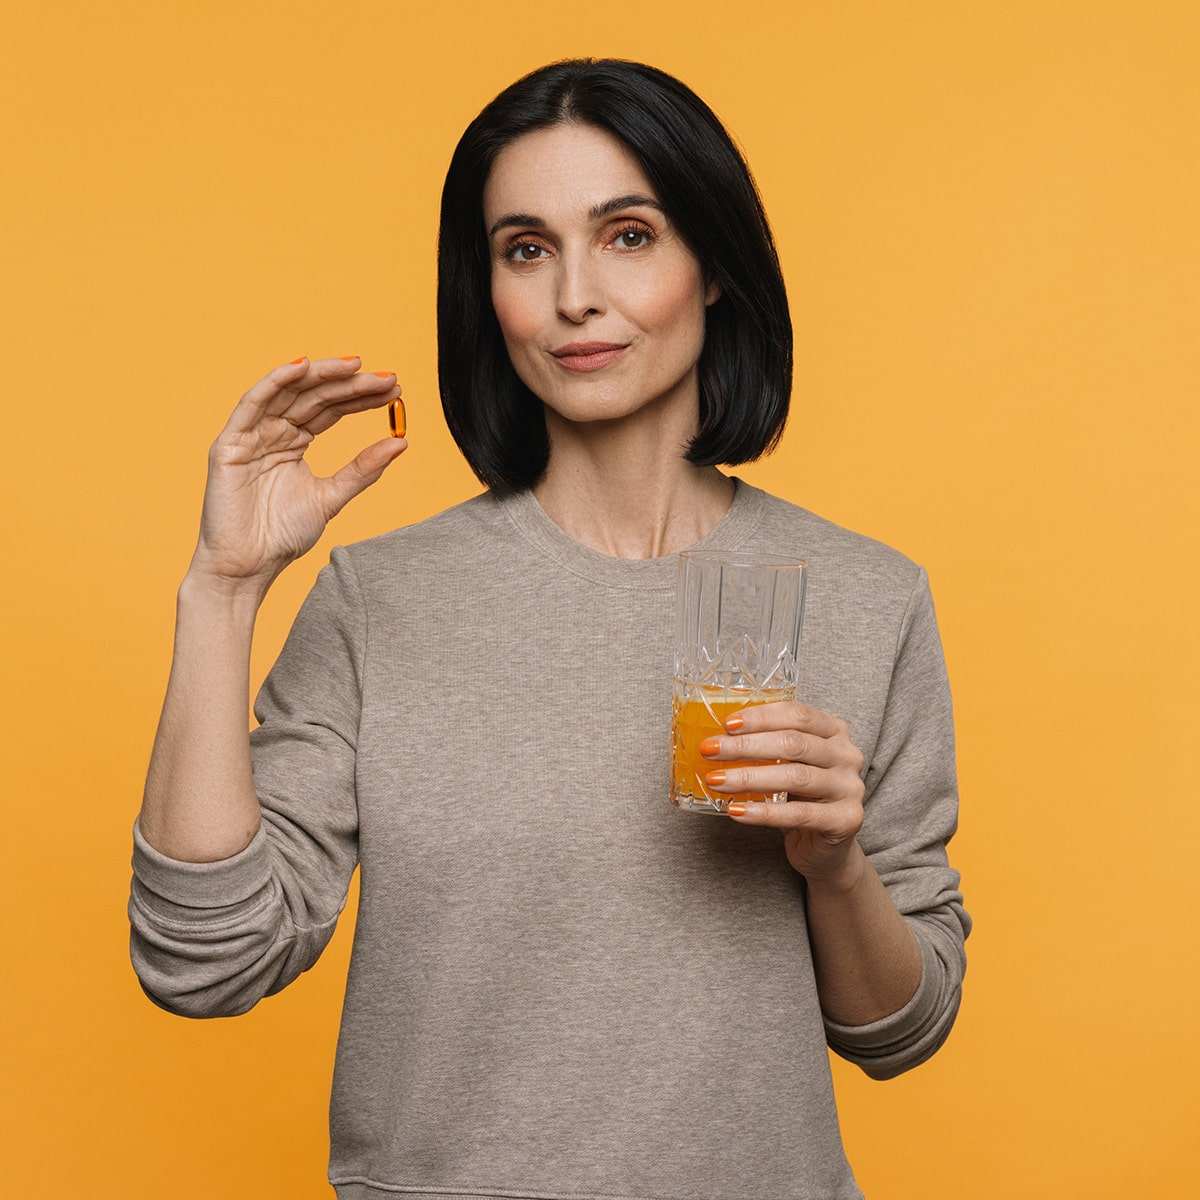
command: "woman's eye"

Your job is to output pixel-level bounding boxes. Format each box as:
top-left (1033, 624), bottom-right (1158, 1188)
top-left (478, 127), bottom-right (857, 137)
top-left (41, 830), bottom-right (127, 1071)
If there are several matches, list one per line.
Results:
top-left (503, 222), bottom-right (655, 264)
top-left (507, 242), bottom-right (548, 263)
top-left (614, 225), bottom-right (654, 250)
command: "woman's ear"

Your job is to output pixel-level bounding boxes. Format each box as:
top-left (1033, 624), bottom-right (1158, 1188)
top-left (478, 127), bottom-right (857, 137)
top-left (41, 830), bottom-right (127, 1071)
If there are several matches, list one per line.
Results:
top-left (704, 266), bottom-right (722, 307)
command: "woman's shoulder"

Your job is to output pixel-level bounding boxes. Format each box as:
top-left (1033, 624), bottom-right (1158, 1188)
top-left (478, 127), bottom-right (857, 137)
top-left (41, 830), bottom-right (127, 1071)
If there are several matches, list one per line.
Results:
top-left (333, 490), bottom-right (503, 578)
top-left (751, 485), bottom-right (925, 601)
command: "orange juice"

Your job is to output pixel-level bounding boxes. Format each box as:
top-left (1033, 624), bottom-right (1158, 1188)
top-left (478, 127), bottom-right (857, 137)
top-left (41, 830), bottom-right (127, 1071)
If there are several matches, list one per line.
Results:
top-left (670, 683), bottom-right (796, 811)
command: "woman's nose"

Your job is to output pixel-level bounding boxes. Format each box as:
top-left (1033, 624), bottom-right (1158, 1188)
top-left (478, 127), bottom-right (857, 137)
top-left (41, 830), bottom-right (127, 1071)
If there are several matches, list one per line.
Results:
top-left (554, 254), bottom-right (606, 322)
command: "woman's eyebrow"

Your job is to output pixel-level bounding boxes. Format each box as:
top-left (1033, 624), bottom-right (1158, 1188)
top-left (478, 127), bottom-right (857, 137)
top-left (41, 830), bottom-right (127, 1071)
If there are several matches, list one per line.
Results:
top-left (487, 193), bottom-right (664, 239)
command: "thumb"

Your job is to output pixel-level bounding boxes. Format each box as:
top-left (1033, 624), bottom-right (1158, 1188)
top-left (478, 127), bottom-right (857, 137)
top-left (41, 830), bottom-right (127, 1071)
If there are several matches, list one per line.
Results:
top-left (319, 436), bottom-right (408, 519)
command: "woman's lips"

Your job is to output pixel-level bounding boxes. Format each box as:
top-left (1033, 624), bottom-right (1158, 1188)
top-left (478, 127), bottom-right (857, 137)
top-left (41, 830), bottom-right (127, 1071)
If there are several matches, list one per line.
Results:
top-left (552, 345), bottom-right (630, 372)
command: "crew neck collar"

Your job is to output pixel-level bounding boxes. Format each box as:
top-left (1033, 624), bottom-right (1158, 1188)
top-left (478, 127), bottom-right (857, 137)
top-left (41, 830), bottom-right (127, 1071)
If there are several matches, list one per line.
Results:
top-left (495, 474), bottom-right (768, 590)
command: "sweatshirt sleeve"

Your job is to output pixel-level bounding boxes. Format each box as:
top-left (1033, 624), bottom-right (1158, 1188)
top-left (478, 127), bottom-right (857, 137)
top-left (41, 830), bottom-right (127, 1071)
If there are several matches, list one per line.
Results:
top-left (820, 564), bottom-right (973, 1080)
top-left (127, 544), bottom-right (365, 1019)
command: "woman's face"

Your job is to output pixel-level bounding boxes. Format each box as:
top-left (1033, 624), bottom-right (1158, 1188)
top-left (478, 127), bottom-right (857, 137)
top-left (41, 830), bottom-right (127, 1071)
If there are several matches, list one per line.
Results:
top-left (482, 121), bottom-right (720, 427)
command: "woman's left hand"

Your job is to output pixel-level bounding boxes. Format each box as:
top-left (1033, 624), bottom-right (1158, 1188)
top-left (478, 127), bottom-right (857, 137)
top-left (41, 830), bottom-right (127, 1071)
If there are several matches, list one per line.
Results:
top-left (699, 700), bottom-right (866, 888)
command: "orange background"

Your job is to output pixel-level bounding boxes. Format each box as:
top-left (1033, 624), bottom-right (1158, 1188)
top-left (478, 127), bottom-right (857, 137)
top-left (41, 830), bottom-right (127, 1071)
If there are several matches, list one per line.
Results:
top-left (3, 2), bottom-right (1196, 1196)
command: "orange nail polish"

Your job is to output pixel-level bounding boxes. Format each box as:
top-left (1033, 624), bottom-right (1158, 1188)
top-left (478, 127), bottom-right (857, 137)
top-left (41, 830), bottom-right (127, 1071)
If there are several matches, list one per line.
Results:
top-left (289, 356), bottom-right (306, 364)
top-left (371, 370), bottom-right (395, 377)
top-left (339, 354), bottom-right (359, 361)
top-left (725, 716), bottom-right (744, 732)
top-left (698, 736), bottom-right (721, 756)
top-left (705, 770), bottom-right (727, 785)
top-left (726, 802), bottom-right (747, 817)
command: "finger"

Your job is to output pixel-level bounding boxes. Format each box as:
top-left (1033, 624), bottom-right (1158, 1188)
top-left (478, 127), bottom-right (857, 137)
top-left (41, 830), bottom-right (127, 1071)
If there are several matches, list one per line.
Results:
top-left (224, 355), bottom-right (364, 436)
top-left (317, 436), bottom-right (408, 521)
top-left (282, 372), bottom-right (400, 432)
top-left (698, 728), bottom-right (840, 767)
top-left (702, 760), bottom-right (841, 798)
top-left (724, 699), bottom-right (847, 740)
top-left (729, 797), bottom-right (863, 836)
top-left (299, 387), bottom-right (401, 437)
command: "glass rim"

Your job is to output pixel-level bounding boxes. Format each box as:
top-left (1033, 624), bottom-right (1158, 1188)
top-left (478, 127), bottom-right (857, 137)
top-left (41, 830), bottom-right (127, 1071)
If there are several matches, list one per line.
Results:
top-left (677, 549), bottom-right (807, 568)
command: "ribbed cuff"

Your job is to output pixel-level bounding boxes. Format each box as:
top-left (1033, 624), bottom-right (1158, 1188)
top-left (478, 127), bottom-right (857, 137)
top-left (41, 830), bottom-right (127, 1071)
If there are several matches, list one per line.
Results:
top-left (821, 922), bottom-right (942, 1051)
top-left (130, 815), bottom-right (273, 909)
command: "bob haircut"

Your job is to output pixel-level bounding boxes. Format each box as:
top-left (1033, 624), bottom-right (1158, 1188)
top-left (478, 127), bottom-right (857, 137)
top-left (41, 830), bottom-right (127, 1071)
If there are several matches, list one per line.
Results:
top-left (436, 56), bottom-right (793, 496)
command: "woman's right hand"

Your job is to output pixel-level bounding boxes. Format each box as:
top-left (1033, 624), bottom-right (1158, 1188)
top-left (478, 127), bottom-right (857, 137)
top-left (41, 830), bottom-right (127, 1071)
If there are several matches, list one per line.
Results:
top-left (187, 355), bottom-right (407, 593)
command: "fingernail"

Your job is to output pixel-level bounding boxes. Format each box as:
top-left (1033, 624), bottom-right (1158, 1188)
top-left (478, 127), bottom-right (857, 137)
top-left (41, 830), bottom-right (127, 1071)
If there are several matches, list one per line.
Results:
top-left (339, 354), bottom-right (359, 361)
top-left (725, 716), bottom-right (744, 732)
top-left (726, 802), bottom-right (747, 817)
top-left (698, 736), bottom-right (721, 756)
top-left (704, 770), bottom-right (727, 785)
top-left (289, 356), bottom-right (306, 364)
top-left (372, 370), bottom-right (395, 378)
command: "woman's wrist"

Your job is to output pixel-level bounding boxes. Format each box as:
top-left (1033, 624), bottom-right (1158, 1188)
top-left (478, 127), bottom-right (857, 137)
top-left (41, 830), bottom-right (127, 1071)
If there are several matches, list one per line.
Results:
top-left (803, 840), bottom-right (867, 895)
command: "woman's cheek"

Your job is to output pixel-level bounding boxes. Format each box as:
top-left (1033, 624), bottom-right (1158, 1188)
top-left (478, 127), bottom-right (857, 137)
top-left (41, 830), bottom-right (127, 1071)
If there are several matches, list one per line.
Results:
top-left (491, 278), bottom-right (540, 342)
top-left (627, 260), bottom-right (703, 333)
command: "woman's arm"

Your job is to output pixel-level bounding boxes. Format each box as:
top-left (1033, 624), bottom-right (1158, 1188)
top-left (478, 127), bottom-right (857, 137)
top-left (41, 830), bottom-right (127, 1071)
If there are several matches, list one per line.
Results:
top-left (804, 841), bottom-right (925, 1025)
top-left (814, 565), bottom-right (971, 1079)
top-left (128, 547), bottom-right (365, 1018)
top-left (137, 569), bottom-right (268, 862)
top-left (707, 563), bottom-right (969, 1076)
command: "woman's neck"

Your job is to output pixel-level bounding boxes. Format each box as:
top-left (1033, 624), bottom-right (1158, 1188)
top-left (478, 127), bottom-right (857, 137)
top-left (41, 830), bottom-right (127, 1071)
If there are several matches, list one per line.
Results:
top-left (531, 462), bottom-right (735, 561)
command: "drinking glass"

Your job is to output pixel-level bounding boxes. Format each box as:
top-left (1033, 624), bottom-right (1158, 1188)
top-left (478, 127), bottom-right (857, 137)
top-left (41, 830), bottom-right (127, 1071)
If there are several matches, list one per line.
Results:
top-left (670, 550), bottom-right (808, 814)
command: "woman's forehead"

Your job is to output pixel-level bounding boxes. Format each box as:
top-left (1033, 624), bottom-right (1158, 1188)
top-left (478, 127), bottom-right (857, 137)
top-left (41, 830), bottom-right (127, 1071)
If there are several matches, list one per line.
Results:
top-left (483, 125), bottom-right (655, 218)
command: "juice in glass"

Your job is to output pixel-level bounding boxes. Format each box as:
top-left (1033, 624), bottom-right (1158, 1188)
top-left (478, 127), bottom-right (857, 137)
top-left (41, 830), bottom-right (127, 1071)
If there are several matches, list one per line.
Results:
top-left (670, 682), bottom-right (795, 812)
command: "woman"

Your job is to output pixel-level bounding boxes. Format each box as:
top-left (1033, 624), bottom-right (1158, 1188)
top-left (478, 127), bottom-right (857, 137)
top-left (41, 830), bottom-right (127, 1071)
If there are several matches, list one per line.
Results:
top-left (129, 57), bottom-right (971, 1200)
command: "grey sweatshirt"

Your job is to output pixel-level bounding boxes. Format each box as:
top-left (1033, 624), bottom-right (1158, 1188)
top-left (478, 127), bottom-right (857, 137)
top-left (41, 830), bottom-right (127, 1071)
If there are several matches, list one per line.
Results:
top-left (128, 475), bottom-right (971, 1200)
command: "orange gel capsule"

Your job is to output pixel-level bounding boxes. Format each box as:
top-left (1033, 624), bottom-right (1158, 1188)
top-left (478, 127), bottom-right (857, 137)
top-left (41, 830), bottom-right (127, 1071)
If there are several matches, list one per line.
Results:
top-left (388, 397), bottom-right (406, 437)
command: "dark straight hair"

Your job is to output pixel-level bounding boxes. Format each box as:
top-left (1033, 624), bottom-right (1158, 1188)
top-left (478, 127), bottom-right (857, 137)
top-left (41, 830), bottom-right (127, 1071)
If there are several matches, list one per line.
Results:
top-left (436, 56), bottom-right (794, 496)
